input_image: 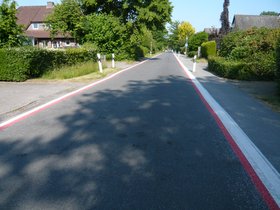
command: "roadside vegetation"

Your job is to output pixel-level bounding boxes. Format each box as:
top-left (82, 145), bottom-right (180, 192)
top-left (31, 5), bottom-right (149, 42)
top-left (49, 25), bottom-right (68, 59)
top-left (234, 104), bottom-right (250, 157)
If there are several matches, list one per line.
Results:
top-left (208, 28), bottom-right (280, 81)
top-left (0, 0), bottom-right (173, 82)
top-left (167, 0), bottom-right (280, 109)
top-left (41, 61), bottom-right (100, 80)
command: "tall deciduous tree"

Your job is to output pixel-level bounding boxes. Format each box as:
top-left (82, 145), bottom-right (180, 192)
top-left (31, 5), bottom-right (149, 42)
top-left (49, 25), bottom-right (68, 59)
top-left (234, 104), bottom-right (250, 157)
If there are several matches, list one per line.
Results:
top-left (83, 13), bottom-right (127, 53)
top-left (220, 0), bottom-right (230, 35)
top-left (168, 20), bottom-right (180, 51)
top-left (46, 0), bottom-right (84, 41)
top-left (0, 0), bottom-right (24, 47)
top-left (79, 0), bottom-right (173, 32)
top-left (178, 21), bottom-right (195, 41)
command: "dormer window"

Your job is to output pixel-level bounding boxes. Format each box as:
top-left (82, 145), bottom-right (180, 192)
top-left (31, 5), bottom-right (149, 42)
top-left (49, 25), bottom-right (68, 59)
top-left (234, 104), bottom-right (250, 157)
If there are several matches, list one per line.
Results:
top-left (33, 23), bottom-right (38, 29)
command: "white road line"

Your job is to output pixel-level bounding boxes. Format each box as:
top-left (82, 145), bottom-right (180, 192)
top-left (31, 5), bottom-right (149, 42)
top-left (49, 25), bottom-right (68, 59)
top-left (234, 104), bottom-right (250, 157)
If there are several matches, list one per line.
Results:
top-left (175, 54), bottom-right (280, 208)
top-left (0, 54), bottom-right (161, 130)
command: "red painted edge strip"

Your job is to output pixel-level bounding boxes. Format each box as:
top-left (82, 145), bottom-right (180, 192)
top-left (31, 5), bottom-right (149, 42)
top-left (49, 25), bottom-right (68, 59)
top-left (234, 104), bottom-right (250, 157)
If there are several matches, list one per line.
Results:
top-left (0, 55), bottom-right (159, 131)
top-left (176, 58), bottom-right (279, 210)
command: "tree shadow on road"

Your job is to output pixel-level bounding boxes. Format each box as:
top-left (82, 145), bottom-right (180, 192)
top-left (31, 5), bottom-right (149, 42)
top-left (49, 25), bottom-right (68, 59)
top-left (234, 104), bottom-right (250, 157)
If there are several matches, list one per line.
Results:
top-left (0, 75), bottom-right (268, 209)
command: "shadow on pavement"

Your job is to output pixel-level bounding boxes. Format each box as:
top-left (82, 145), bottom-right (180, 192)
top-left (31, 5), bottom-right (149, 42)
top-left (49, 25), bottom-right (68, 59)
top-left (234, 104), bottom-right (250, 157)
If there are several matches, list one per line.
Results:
top-left (0, 74), bottom-right (267, 209)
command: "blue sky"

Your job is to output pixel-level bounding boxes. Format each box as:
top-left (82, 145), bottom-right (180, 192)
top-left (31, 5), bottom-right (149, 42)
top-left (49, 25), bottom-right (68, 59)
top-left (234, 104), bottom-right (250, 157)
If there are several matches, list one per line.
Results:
top-left (16, 0), bottom-right (280, 32)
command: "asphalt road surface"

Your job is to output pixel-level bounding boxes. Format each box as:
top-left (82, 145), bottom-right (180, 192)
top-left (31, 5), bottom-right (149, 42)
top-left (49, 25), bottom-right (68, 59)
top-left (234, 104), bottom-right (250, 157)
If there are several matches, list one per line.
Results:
top-left (0, 53), bottom-right (268, 209)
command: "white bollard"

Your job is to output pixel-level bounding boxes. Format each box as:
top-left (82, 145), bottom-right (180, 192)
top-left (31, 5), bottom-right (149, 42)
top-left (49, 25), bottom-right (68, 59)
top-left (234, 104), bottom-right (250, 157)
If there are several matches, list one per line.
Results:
top-left (112, 53), bottom-right (115, 68)
top-left (97, 53), bottom-right (103, 73)
top-left (193, 55), bottom-right (197, 72)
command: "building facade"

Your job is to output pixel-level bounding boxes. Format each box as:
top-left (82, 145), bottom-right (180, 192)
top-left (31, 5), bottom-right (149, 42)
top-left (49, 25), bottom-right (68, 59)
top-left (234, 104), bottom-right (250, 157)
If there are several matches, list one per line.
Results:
top-left (16, 1), bottom-right (76, 48)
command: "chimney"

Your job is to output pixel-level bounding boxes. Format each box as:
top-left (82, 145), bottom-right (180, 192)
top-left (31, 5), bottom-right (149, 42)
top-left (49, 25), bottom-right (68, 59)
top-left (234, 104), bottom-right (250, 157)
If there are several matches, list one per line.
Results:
top-left (46, 1), bottom-right (54, 9)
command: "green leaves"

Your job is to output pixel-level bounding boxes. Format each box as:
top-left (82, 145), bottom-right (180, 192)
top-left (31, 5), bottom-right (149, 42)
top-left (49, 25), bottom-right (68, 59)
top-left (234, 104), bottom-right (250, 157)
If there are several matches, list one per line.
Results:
top-left (83, 13), bottom-right (126, 53)
top-left (46, 0), bottom-right (84, 41)
top-left (188, 32), bottom-right (208, 52)
top-left (0, 47), bottom-right (97, 81)
top-left (0, 0), bottom-right (25, 47)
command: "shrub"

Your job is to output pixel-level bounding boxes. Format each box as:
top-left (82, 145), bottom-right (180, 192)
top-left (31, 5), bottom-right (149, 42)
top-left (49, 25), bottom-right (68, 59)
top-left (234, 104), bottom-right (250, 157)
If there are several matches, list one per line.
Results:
top-left (217, 28), bottom-right (280, 81)
top-left (201, 41), bottom-right (216, 58)
top-left (187, 51), bottom-right (197, 58)
top-left (188, 32), bottom-right (208, 52)
top-left (0, 48), bottom-right (30, 81)
top-left (229, 46), bottom-right (252, 60)
top-left (208, 56), bottom-right (254, 80)
top-left (0, 47), bottom-right (97, 81)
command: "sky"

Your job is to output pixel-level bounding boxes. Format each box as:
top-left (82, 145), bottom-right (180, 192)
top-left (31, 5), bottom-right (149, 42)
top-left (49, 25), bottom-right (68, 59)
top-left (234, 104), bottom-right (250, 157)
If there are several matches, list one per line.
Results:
top-left (15, 0), bottom-right (280, 32)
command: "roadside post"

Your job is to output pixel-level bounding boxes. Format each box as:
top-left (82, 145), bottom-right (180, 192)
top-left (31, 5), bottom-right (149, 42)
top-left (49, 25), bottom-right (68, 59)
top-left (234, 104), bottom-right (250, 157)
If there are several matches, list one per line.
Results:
top-left (198, 47), bottom-right (201, 58)
top-left (97, 53), bottom-right (103, 73)
top-left (112, 53), bottom-right (115, 68)
top-left (193, 55), bottom-right (197, 72)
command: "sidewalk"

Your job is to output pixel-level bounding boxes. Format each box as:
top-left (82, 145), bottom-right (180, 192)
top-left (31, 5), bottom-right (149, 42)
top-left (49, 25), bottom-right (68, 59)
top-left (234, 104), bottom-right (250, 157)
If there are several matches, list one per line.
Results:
top-left (178, 54), bottom-right (280, 173)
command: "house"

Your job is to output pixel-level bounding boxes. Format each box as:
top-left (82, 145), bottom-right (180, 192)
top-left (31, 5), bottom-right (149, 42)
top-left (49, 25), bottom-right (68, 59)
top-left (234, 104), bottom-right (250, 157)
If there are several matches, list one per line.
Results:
top-left (16, 1), bottom-right (76, 48)
top-left (203, 27), bottom-right (220, 40)
top-left (232, 15), bottom-right (280, 31)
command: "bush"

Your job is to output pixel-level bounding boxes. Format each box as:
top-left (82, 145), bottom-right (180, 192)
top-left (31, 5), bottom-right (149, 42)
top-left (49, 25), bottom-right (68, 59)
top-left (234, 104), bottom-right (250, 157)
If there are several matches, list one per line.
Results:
top-left (208, 56), bottom-right (254, 80)
top-left (188, 32), bottom-right (208, 52)
top-left (217, 28), bottom-right (280, 81)
top-left (201, 41), bottom-right (216, 58)
top-left (0, 48), bottom-right (30, 81)
top-left (0, 47), bottom-right (97, 81)
top-left (187, 51), bottom-right (197, 58)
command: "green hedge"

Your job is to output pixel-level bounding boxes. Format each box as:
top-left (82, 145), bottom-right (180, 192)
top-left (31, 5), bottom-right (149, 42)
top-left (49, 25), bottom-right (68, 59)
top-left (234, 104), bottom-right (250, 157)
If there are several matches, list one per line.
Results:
top-left (216, 28), bottom-right (280, 81)
top-left (208, 56), bottom-right (275, 80)
top-left (201, 41), bottom-right (216, 58)
top-left (0, 47), bottom-right (97, 81)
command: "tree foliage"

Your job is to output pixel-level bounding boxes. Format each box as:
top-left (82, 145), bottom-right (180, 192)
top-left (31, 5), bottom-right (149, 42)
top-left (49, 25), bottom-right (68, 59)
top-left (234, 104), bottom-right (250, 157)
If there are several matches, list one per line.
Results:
top-left (178, 21), bottom-right (195, 41)
top-left (46, 0), bottom-right (84, 41)
top-left (168, 20), bottom-right (195, 53)
top-left (187, 32), bottom-right (208, 52)
top-left (260, 11), bottom-right (279, 16)
top-left (0, 0), bottom-right (24, 47)
top-left (47, 0), bottom-right (173, 59)
top-left (168, 21), bottom-right (180, 51)
top-left (220, 0), bottom-right (230, 35)
top-left (79, 0), bottom-right (172, 31)
top-left (82, 13), bottom-right (127, 53)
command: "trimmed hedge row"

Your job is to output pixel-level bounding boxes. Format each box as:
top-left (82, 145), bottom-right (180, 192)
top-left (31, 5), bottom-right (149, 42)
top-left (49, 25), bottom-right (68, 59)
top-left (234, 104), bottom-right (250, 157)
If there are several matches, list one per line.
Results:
top-left (201, 41), bottom-right (216, 58)
top-left (208, 56), bottom-right (275, 81)
top-left (0, 47), bottom-right (97, 81)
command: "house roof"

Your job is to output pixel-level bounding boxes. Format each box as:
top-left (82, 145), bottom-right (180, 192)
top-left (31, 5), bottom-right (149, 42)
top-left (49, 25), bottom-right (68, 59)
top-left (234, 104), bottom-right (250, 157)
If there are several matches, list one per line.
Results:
top-left (232, 15), bottom-right (280, 31)
top-left (16, 5), bottom-right (54, 29)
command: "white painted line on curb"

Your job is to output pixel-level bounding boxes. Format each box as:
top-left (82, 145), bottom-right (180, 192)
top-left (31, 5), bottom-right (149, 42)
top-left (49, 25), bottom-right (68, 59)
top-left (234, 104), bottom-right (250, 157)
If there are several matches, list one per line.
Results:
top-left (0, 54), bottom-right (161, 130)
top-left (174, 54), bottom-right (280, 209)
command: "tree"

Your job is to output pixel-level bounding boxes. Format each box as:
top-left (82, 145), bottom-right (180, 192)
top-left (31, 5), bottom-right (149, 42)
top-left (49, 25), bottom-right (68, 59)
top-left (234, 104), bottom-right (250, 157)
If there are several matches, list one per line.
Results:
top-left (220, 0), bottom-right (230, 35)
top-left (0, 0), bottom-right (24, 47)
top-left (178, 21), bottom-right (195, 41)
top-left (260, 11), bottom-right (279, 16)
top-left (46, 0), bottom-right (84, 41)
top-left (187, 32), bottom-right (208, 52)
top-left (168, 21), bottom-right (180, 51)
top-left (83, 13), bottom-right (127, 53)
top-left (79, 0), bottom-right (173, 32)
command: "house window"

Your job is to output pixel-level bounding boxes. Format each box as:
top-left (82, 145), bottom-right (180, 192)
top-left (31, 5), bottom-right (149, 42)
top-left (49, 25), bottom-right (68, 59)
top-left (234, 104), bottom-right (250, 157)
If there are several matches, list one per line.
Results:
top-left (33, 23), bottom-right (38, 29)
